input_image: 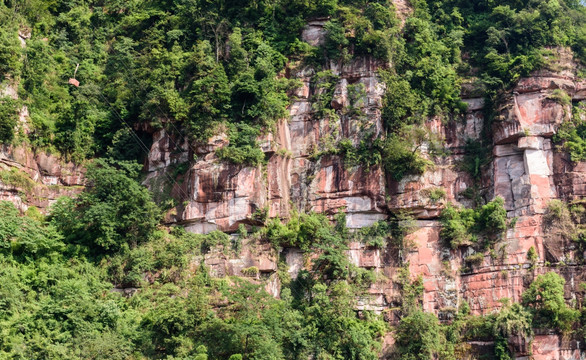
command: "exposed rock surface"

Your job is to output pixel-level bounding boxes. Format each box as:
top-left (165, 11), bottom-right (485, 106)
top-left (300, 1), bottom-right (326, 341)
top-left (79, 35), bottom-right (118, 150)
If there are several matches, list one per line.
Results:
top-left (138, 20), bottom-right (586, 358)
top-left (3, 17), bottom-right (586, 359)
top-left (0, 145), bottom-right (84, 212)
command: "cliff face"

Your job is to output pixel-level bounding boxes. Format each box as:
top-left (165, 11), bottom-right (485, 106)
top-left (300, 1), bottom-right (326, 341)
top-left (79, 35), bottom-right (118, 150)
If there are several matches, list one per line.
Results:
top-left (0, 30), bottom-right (84, 213)
top-left (2, 14), bottom-right (586, 360)
top-left (142, 24), bottom-right (586, 358)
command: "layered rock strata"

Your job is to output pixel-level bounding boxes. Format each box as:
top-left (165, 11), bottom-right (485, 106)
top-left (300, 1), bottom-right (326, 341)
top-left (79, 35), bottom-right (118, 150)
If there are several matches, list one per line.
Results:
top-left (141, 23), bottom-right (586, 356)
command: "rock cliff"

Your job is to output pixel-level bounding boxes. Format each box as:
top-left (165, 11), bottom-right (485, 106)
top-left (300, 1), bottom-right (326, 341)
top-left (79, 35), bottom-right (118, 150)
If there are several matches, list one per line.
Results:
top-left (0, 29), bottom-right (84, 213)
top-left (3, 13), bottom-right (586, 360)
top-left (140, 24), bottom-right (586, 358)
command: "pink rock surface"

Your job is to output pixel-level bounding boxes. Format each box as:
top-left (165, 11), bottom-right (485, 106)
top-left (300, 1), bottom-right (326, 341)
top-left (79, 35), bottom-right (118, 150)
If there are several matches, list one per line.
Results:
top-left (138, 46), bottom-right (586, 358)
top-left (0, 145), bottom-right (84, 213)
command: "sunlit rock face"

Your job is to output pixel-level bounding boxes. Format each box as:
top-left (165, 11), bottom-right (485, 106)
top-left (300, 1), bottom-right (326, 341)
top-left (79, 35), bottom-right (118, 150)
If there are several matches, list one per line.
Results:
top-left (139, 24), bottom-right (586, 359)
top-left (0, 145), bottom-right (85, 212)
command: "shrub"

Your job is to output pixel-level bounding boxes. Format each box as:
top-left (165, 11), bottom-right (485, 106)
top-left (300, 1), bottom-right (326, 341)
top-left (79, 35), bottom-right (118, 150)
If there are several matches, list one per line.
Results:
top-left (264, 211), bottom-right (332, 251)
top-left (0, 201), bottom-right (64, 258)
top-left (382, 131), bottom-right (430, 181)
top-left (50, 159), bottom-right (160, 254)
top-left (395, 310), bottom-right (442, 360)
top-left (460, 139), bottom-right (491, 181)
top-left (492, 303), bottom-right (533, 341)
top-left (241, 266), bottom-right (259, 277)
top-left (544, 199), bottom-right (585, 242)
top-left (0, 168), bottom-right (36, 192)
top-left (310, 70), bottom-right (339, 120)
top-left (0, 25), bottom-right (21, 76)
top-left (440, 204), bottom-right (476, 248)
top-left (464, 252), bottom-right (485, 267)
top-left (440, 197), bottom-right (508, 249)
top-left (0, 97), bottom-right (18, 144)
top-left (527, 246), bottom-right (538, 268)
top-left (215, 123), bottom-right (265, 166)
top-left (522, 272), bottom-right (579, 332)
top-left (201, 230), bottom-right (231, 254)
top-left (547, 89), bottom-right (571, 106)
top-left (554, 101), bottom-right (586, 162)
top-left (355, 220), bottom-right (389, 249)
top-left (427, 188), bottom-right (447, 203)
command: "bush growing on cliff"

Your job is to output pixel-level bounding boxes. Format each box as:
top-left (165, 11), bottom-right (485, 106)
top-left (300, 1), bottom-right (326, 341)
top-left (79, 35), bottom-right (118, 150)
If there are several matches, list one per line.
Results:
top-left (522, 272), bottom-right (579, 332)
top-left (425, 0), bottom-right (586, 91)
top-left (440, 197), bottom-right (508, 249)
top-left (0, 19), bottom-right (21, 77)
top-left (492, 302), bottom-right (534, 359)
top-left (0, 201), bottom-right (63, 259)
top-left (555, 101), bottom-right (586, 162)
top-left (4, 0), bottom-right (586, 165)
top-left (460, 139), bottom-right (491, 181)
top-left (382, 130), bottom-right (431, 181)
top-left (395, 310), bottom-right (443, 360)
top-left (215, 123), bottom-right (265, 166)
top-left (544, 199), bottom-right (586, 243)
top-left (264, 211), bottom-right (336, 251)
top-left (0, 97), bottom-right (18, 144)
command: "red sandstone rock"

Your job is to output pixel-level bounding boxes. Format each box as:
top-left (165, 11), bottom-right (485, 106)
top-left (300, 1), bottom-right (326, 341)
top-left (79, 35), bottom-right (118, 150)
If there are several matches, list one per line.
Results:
top-left (133, 46), bottom-right (586, 358)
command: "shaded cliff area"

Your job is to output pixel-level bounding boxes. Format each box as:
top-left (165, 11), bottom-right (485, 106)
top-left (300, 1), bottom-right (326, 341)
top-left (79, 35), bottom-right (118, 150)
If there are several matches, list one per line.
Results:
top-left (3, 1), bottom-right (586, 359)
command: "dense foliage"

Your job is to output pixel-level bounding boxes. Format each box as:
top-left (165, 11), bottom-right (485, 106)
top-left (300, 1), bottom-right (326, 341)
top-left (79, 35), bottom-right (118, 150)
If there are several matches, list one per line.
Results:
top-left (393, 272), bottom-right (580, 360)
top-left (440, 196), bottom-right (508, 249)
top-left (2, 1), bottom-right (586, 359)
top-left (1, 0), bottom-right (583, 171)
top-left (555, 99), bottom-right (586, 162)
top-left (50, 159), bottom-right (161, 254)
top-left (522, 272), bottom-right (579, 332)
top-left (0, 164), bottom-right (389, 359)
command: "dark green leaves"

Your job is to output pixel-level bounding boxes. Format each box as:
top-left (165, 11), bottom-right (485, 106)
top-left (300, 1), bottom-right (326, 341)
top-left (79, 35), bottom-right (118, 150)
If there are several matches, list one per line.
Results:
top-left (0, 97), bottom-right (18, 144)
top-left (51, 159), bottom-right (160, 253)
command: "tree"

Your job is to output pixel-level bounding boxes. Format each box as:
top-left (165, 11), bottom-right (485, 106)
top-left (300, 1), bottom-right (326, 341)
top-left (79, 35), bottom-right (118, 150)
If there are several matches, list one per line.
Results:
top-left (51, 159), bottom-right (160, 253)
top-left (522, 272), bottom-right (579, 332)
top-left (185, 40), bottom-right (231, 141)
top-left (0, 201), bottom-right (63, 258)
top-left (395, 310), bottom-right (442, 360)
top-left (492, 302), bottom-right (533, 360)
top-left (0, 21), bottom-right (21, 77)
top-left (0, 97), bottom-right (18, 144)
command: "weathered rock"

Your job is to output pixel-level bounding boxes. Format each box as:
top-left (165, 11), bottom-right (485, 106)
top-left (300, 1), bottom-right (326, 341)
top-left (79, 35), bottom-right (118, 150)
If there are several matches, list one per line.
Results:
top-left (301, 19), bottom-right (329, 47)
top-left (181, 160), bottom-right (267, 233)
top-left (0, 145), bottom-right (84, 212)
top-left (139, 45), bottom-right (586, 358)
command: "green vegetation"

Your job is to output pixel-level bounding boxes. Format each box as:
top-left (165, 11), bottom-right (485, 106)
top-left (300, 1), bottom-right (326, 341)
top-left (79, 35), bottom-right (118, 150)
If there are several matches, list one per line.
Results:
top-left (0, 0), bottom-right (584, 181)
top-left (215, 123), bottom-right (266, 166)
top-left (460, 139), bottom-right (491, 181)
top-left (394, 272), bottom-right (582, 360)
top-left (424, 0), bottom-right (586, 92)
top-left (544, 199), bottom-right (586, 243)
top-left (555, 100), bottom-right (586, 162)
top-left (50, 159), bottom-right (161, 253)
top-left (527, 246), bottom-right (538, 269)
top-left (522, 272), bottom-right (579, 332)
top-left (426, 188), bottom-right (447, 203)
top-left (2, 1), bottom-right (586, 359)
top-left (335, 127), bottom-right (431, 181)
top-left (0, 167), bottom-right (36, 192)
top-left (0, 160), bottom-right (389, 359)
top-left (440, 197), bottom-right (508, 249)
top-left (395, 310), bottom-right (443, 360)
top-left (0, 97), bottom-right (18, 143)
